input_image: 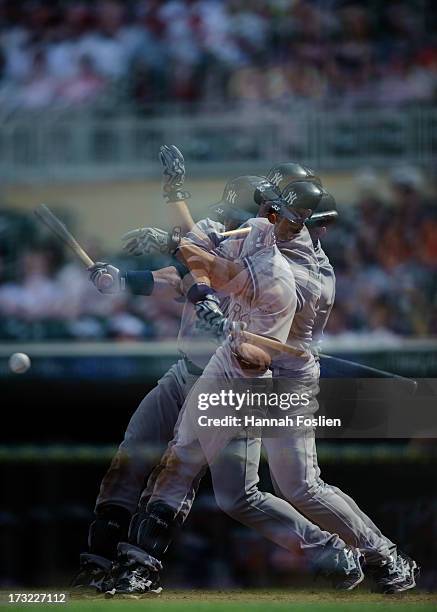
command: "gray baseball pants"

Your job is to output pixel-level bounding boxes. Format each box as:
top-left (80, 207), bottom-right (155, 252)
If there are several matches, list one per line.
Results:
top-left (144, 373), bottom-right (394, 562)
top-left (96, 360), bottom-right (394, 562)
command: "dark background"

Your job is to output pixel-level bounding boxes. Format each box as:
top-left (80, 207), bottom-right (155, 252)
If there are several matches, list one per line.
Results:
top-left (1, 363), bottom-right (436, 590)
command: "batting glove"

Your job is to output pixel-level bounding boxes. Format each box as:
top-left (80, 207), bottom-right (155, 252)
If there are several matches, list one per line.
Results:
top-left (195, 294), bottom-right (241, 340)
top-left (88, 262), bottom-right (124, 294)
top-left (195, 295), bottom-right (246, 341)
top-left (159, 144), bottom-right (191, 203)
top-left (121, 227), bottom-right (174, 256)
top-left (229, 320), bottom-right (248, 351)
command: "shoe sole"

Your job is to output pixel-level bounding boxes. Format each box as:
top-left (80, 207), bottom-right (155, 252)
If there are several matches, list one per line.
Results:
top-left (104, 588), bottom-right (162, 599)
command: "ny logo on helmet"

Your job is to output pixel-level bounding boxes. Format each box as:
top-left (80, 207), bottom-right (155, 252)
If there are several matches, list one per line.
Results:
top-left (226, 189), bottom-right (237, 204)
top-left (257, 179), bottom-right (272, 192)
top-left (284, 190), bottom-right (297, 205)
top-left (270, 172), bottom-right (283, 187)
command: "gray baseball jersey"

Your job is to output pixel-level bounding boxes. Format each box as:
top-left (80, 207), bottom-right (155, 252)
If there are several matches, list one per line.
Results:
top-left (203, 217), bottom-right (297, 380)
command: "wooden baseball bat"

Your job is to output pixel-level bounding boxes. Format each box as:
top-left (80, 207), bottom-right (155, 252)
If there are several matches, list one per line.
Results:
top-left (219, 227), bottom-right (251, 237)
top-left (34, 204), bottom-right (113, 289)
top-left (320, 353), bottom-right (418, 393)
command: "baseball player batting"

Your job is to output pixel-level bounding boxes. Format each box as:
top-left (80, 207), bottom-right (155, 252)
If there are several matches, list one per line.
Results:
top-left (73, 148), bottom-right (418, 596)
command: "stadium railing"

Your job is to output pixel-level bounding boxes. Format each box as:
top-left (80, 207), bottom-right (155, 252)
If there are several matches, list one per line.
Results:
top-left (0, 108), bottom-right (436, 182)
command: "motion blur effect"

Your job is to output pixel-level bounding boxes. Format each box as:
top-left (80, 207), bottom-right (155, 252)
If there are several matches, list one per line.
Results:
top-left (0, 0), bottom-right (436, 597)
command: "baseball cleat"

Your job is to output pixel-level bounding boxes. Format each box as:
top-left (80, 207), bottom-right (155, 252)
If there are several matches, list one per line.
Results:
top-left (367, 552), bottom-right (418, 594)
top-left (105, 543), bottom-right (162, 598)
top-left (386, 552), bottom-right (420, 593)
top-left (399, 552), bottom-right (420, 588)
top-left (315, 546), bottom-right (365, 590)
top-left (71, 553), bottom-right (112, 592)
top-left (98, 560), bottom-right (122, 594)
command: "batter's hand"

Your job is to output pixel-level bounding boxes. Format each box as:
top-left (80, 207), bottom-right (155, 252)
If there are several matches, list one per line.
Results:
top-left (159, 144), bottom-right (191, 203)
top-left (229, 321), bottom-right (248, 350)
top-left (195, 294), bottom-right (227, 338)
top-left (122, 227), bottom-right (171, 256)
top-left (88, 262), bottom-right (123, 294)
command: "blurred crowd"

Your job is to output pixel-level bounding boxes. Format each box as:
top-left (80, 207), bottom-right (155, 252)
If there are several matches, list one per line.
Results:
top-left (323, 166), bottom-right (437, 340)
top-left (0, 0), bottom-right (436, 113)
top-left (0, 166), bottom-right (436, 342)
top-left (0, 203), bottom-right (184, 340)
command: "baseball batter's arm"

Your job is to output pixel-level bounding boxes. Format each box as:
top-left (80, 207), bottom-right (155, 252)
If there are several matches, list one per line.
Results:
top-left (160, 144), bottom-right (195, 234)
top-left (177, 240), bottom-right (248, 293)
top-left (89, 262), bottom-right (183, 298)
top-left (168, 200), bottom-right (195, 235)
top-left (151, 266), bottom-right (184, 297)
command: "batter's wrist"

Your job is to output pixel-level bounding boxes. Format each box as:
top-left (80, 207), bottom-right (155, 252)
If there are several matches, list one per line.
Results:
top-left (187, 283), bottom-right (217, 304)
top-left (172, 259), bottom-right (189, 278)
top-left (124, 270), bottom-right (155, 295)
top-left (167, 226), bottom-right (182, 254)
top-left (164, 190), bottom-right (191, 203)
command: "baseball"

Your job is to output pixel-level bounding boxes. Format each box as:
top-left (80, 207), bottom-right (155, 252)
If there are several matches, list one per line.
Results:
top-left (9, 352), bottom-right (31, 374)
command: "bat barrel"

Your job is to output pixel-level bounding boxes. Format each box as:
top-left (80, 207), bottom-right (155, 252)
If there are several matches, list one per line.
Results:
top-left (34, 204), bottom-right (95, 269)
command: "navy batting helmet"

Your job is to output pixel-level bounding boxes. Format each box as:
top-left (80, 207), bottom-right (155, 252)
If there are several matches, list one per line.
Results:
top-left (305, 189), bottom-right (338, 227)
top-left (271, 180), bottom-right (325, 228)
top-left (210, 175), bottom-right (279, 224)
top-left (267, 162), bottom-right (321, 194)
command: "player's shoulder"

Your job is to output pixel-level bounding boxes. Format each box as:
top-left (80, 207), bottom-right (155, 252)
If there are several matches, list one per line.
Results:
top-left (278, 226), bottom-right (317, 262)
top-left (298, 225), bottom-right (315, 247)
top-left (293, 225), bottom-right (315, 252)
